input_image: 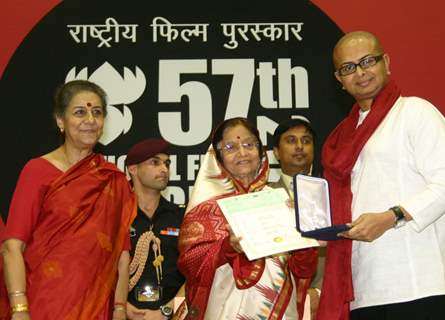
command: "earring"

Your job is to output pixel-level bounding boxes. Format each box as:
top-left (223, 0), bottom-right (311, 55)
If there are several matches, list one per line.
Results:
top-left (60, 127), bottom-right (64, 133)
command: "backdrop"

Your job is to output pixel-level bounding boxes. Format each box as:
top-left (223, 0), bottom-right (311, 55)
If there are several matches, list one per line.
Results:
top-left (1, 0), bottom-right (444, 220)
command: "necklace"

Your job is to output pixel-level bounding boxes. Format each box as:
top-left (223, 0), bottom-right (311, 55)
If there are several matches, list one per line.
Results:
top-left (60, 146), bottom-right (92, 170)
top-left (61, 146), bottom-right (77, 169)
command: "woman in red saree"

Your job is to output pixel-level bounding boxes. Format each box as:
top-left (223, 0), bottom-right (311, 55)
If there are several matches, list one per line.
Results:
top-left (0, 80), bottom-right (136, 320)
top-left (178, 118), bottom-right (318, 320)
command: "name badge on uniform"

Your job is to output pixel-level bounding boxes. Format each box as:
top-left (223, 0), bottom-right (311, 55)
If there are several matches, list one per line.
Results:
top-left (160, 227), bottom-right (179, 236)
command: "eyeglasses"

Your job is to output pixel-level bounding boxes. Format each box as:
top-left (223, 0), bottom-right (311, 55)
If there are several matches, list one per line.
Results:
top-left (218, 138), bottom-right (259, 154)
top-left (336, 54), bottom-right (384, 76)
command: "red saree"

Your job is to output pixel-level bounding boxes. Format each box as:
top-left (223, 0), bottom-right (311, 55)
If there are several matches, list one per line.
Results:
top-left (1, 154), bottom-right (136, 320)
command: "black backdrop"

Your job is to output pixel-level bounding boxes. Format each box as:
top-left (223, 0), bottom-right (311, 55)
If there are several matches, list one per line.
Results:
top-left (0, 0), bottom-right (352, 220)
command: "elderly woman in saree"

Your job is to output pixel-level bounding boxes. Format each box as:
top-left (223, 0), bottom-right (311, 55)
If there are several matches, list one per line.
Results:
top-left (0, 80), bottom-right (136, 320)
top-left (178, 117), bottom-right (318, 320)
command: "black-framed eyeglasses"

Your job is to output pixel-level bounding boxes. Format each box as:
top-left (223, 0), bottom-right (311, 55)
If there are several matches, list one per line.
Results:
top-left (336, 54), bottom-right (385, 76)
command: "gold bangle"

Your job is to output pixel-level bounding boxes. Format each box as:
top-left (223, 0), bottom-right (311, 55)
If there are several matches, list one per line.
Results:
top-left (8, 290), bottom-right (26, 298)
top-left (114, 301), bottom-right (126, 308)
top-left (11, 303), bottom-right (29, 313)
top-left (113, 305), bottom-right (126, 312)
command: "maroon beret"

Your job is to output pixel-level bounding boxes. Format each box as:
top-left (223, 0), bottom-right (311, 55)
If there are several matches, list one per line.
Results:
top-left (125, 138), bottom-right (170, 166)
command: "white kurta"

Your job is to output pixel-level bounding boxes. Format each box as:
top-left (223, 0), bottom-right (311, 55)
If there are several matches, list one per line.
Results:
top-left (350, 96), bottom-right (445, 310)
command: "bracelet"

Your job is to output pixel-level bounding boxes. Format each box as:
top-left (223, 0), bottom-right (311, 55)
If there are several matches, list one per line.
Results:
top-left (11, 303), bottom-right (29, 313)
top-left (114, 302), bottom-right (126, 312)
top-left (8, 290), bottom-right (26, 298)
top-left (114, 302), bottom-right (126, 308)
top-left (114, 306), bottom-right (126, 312)
top-left (309, 287), bottom-right (321, 295)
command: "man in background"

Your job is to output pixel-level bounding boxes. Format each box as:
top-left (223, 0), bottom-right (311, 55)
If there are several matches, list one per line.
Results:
top-left (271, 117), bottom-right (325, 320)
top-left (125, 138), bottom-right (185, 320)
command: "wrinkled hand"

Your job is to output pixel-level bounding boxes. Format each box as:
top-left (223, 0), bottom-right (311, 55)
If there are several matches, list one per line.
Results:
top-left (226, 224), bottom-right (243, 253)
top-left (285, 198), bottom-right (294, 209)
top-left (338, 211), bottom-right (394, 242)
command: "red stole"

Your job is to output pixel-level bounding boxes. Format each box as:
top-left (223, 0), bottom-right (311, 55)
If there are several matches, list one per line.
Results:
top-left (2, 154), bottom-right (136, 320)
top-left (317, 80), bottom-right (401, 320)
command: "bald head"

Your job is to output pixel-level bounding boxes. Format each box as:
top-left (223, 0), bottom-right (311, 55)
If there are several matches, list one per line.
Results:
top-left (332, 31), bottom-right (390, 110)
top-left (333, 31), bottom-right (384, 68)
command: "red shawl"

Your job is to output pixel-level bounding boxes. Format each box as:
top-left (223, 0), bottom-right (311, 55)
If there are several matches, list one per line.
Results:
top-left (178, 155), bottom-right (318, 319)
top-left (1, 154), bottom-right (136, 320)
top-left (317, 80), bottom-right (401, 320)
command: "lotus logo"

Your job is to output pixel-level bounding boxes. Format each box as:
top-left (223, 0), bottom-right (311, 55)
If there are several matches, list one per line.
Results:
top-left (65, 62), bottom-right (146, 145)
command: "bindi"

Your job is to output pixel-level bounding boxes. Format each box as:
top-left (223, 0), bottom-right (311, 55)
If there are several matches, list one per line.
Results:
top-left (86, 102), bottom-right (92, 107)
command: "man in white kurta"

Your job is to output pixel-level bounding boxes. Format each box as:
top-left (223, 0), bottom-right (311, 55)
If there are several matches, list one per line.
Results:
top-left (318, 31), bottom-right (445, 320)
top-left (350, 96), bottom-right (445, 310)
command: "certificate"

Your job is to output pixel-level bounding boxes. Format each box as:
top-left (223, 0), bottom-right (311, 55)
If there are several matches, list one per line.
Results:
top-left (217, 188), bottom-right (318, 261)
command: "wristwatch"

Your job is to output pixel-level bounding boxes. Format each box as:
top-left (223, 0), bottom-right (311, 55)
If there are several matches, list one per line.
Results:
top-left (390, 206), bottom-right (406, 229)
top-left (160, 305), bottom-right (173, 319)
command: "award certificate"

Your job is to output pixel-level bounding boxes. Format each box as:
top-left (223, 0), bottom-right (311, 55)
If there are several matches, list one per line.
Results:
top-left (217, 188), bottom-right (318, 260)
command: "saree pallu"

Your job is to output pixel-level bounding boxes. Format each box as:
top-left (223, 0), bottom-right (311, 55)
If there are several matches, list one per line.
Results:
top-left (2, 154), bottom-right (136, 320)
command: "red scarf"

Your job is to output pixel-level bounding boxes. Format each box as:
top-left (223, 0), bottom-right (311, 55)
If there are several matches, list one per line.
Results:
top-left (317, 80), bottom-right (401, 320)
